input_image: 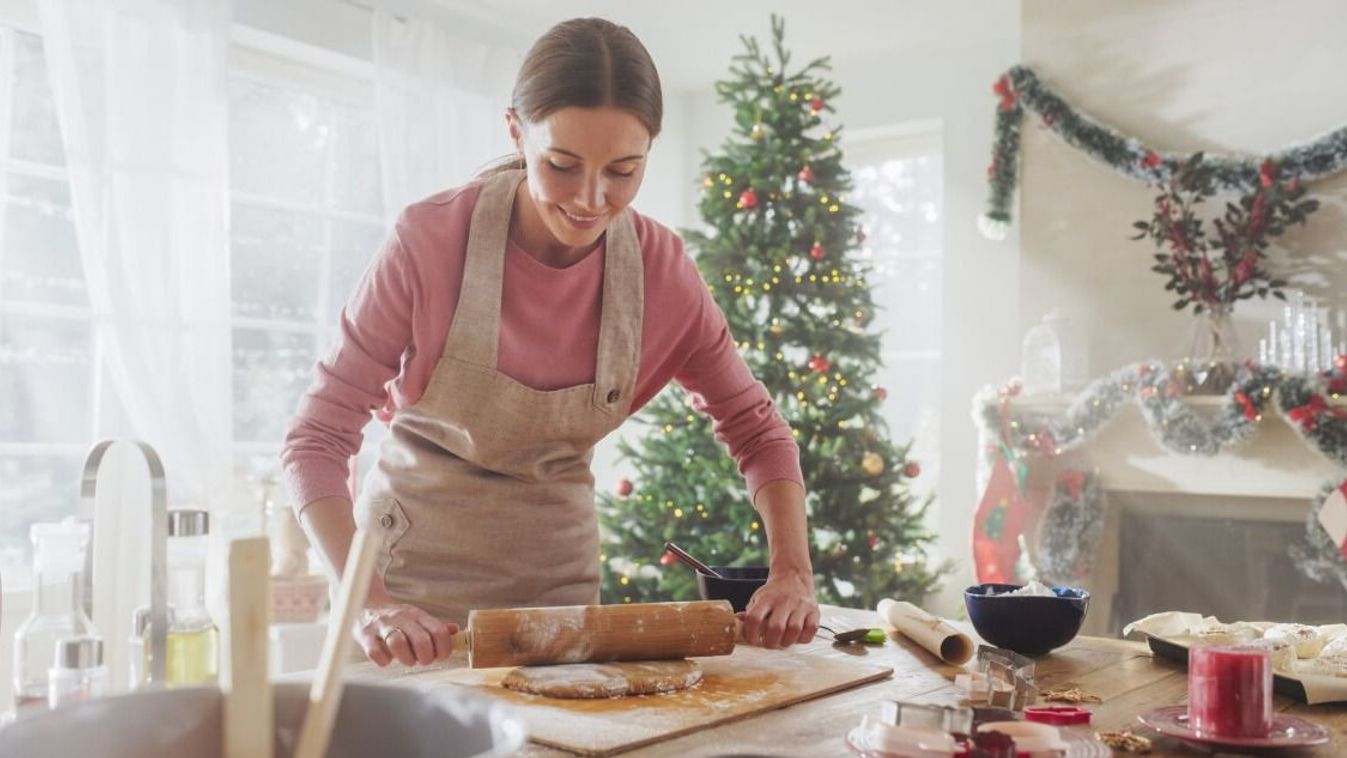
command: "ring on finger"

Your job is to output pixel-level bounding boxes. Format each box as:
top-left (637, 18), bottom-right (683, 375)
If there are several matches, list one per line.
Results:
top-left (381, 627), bottom-right (405, 644)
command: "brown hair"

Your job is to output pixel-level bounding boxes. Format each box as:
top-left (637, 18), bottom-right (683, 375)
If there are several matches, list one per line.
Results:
top-left (478, 18), bottom-right (663, 177)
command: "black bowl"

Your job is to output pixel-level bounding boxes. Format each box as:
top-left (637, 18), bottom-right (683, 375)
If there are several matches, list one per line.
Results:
top-left (964, 583), bottom-right (1090, 657)
top-left (695, 566), bottom-right (769, 612)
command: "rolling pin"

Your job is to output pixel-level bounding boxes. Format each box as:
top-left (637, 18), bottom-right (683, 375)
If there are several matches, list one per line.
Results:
top-left (452, 600), bottom-right (738, 668)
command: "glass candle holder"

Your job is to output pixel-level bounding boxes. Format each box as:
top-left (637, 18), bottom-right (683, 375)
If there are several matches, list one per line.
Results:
top-left (1188, 645), bottom-right (1272, 738)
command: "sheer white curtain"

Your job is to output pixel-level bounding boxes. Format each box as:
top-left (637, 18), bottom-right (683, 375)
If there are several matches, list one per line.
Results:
top-left (38, 0), bottom-right (234, 684)
top-left (372, 0), bottom-right (516, 221)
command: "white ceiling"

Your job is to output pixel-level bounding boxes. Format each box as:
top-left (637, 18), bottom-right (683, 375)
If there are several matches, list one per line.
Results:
top-left (431, 1), bottom-right (1019, 91)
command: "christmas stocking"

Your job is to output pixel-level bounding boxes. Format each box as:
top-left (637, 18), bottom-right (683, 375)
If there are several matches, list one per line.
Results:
top-left (973, 450), bottom-right (1032, 584)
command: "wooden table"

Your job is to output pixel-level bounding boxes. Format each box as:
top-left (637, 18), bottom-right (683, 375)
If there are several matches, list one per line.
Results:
top-left (348, 604), bottom-right (1346, 756)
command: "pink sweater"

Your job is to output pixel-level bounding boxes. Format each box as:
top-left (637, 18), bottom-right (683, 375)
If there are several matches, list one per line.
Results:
top-left (282, 181), bottom-right (802, 510)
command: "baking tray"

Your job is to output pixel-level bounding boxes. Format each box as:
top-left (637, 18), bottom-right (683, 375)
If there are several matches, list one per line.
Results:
top-left (1144, 634), bottom-right (1309, 703)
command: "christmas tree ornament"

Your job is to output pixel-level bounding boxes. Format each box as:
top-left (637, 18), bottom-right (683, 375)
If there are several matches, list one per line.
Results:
top-left (809, 242), bottom-right (826, 260)
top-left (769, 321), bottom-right (784, 336)
top-left (615, 479), bottom-right (633, 497)
top-left (856, 229), bottom-right (867, 244)
top-left (872, 386), bottom-right (887, 401)
top-left (867, 532), bottom-right (879, 549)
top-left (809, 97), bottom-right (824, 113)
top-left (853, 310), bottom-right (868, 326)
top-left (797, 165), bottom-right (815, 184)
top-left (903, 461), bottom-right (921, 478)
top-left (702, 175), bottom-right (714, 189)
top-left (862, 452), bottom-right (885, 477)
top-left (809, 354), bottom-right (831, 373)
top-left (737, 188), bottom-right (759, 209)
top-left (750, 122), bottom-right (765, 140)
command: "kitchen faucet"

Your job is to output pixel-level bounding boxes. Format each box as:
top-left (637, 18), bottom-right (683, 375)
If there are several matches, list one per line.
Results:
top-left (79, 440), bottom-right (168, 684)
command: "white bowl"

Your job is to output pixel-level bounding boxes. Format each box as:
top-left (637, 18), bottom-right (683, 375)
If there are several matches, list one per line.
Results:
top-left (0, 681), bottom-right (525, 758)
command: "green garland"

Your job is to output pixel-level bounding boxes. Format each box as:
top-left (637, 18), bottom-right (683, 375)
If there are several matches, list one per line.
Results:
top-left (982, 65), bottom-right (1347, 234)
top-left (977, 359), bottom-right (1347, 587)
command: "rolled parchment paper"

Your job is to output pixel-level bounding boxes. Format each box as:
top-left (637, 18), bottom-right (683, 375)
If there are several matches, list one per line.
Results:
top-left (877, 599), bottom-right (974, 665)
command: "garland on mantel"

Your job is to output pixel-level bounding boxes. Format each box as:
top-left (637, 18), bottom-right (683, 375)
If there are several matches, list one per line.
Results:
top-left (977, 357), bottom-right (1347, 588)
top-left (981, 65), bottom-right (1347, 237)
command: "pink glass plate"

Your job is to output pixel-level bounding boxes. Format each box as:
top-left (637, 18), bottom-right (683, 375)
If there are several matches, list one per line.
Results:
top-left (1138, 705), bottom-right (1330, 749)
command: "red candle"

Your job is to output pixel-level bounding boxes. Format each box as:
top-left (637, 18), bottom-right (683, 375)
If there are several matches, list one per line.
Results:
top-left (1188, 645), bottom-right (1273, 738)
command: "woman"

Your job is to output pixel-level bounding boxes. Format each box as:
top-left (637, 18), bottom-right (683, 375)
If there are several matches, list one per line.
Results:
top-left (283, 17), bottom-right (818, 668)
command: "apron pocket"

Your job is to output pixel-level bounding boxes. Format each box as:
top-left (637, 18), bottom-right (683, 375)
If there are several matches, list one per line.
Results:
top-left (369, 498), bottom-right (411, 581)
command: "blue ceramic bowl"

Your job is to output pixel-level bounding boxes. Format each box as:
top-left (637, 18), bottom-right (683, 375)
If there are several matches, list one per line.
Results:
top-left (695, 566), bottom-right (769, 613)
top-left (964, 583), bottom-right (1090, 657)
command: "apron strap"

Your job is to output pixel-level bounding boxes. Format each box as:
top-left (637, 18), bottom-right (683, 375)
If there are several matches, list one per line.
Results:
top-left (591, 208), bottom-right (643, 416)
top-left (443, 170), bottom-right (523, 367)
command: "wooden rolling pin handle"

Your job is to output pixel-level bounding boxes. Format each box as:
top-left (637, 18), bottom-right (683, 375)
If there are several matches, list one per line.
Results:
top-left (448, 627), bottom-right (472, 655)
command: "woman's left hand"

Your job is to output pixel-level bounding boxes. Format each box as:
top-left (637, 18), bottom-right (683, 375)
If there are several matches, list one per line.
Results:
top-left (739, 568), bottom-right (820, 648)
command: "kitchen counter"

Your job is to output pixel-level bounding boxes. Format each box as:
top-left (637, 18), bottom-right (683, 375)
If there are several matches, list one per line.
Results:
top-left (343, 604), bottom-right (1347, 756)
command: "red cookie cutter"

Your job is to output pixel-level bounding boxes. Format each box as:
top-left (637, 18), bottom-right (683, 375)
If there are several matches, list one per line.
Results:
top-left (1024, 705), bottom-right (1092, 725)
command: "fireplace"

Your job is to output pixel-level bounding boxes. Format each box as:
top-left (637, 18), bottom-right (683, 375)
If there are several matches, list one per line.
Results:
top-left (1112, 494), bottom-right (1347, 634)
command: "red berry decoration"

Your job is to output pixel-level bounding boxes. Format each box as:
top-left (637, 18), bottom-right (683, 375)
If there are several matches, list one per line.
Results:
top-left (659, 551), bottom-right (676, 566)
top-left (809, 242), bottom-right (826, 260)
top-left (615, 479), bottom-right (633, 497)
top-left (872, 386), bottom-right (887, 401)
top-left (809, 97), bottom-right (824, 113)
top-left (737, 188), bottom-right (758, 209)
top-left (809, 354), bottom-right (830, 373)
top-left (904, 462), bottom-right (922, 479)
top-left (797, 166), bottom-right (815, 184)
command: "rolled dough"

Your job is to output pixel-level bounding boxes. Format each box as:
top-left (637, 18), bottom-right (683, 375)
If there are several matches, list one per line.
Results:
top-left (501, 659), bottom-right (703, 699)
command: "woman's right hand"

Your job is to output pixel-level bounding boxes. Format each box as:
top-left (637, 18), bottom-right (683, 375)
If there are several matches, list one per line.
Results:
top-left (355, 580), bottom-right (458, 667)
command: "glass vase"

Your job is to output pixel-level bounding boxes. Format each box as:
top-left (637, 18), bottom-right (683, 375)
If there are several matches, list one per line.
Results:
top-left (1182, 305), bottom-right (1241, 393)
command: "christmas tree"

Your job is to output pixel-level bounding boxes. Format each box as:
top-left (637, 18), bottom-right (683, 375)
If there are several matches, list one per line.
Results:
top-left (598, 16), bottom-right (944, 609)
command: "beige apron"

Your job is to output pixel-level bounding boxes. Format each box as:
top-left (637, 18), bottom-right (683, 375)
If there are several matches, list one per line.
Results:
top-left (354, 170), bottom-right (643, 625)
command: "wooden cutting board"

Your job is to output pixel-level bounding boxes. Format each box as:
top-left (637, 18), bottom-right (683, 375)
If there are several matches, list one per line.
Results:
top-left (357, 645), bottom-right (892, 756)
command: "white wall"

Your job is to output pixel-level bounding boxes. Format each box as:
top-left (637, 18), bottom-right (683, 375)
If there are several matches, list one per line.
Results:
top-left (1020, 0), bottom-right (1347, 376)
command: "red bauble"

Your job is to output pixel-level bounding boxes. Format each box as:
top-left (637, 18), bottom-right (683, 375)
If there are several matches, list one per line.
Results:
top-left (809, 242), bottom-right (826, 260)
top-left (867, 533), bottom-right (879, 549)
top-left (737, 188), bottom-right (758, 209)
top-left (904, 462), bottom-right (921, 479)
top-left (872, 386), bottom-right (887, 401)
top-left (797, 166), bottom-right (815, 184)
top-left (809, 355), bottom-right (830, 373)
top-left (659, 551), bottom-right (676, 566)
top-left (615, 479), bottom-right (633, 497)
top-left (809, 97), bottom-right (824, 113)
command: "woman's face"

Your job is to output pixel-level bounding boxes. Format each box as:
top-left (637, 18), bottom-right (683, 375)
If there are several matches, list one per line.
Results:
top-left (508, 106), bottom-right (651, 257)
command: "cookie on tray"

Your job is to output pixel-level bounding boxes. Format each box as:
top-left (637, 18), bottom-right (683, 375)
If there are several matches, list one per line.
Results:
top-left (1263, 623), bottom-right (1327, 658)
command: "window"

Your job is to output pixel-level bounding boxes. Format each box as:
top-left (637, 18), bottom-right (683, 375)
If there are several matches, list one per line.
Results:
top-left (0, 28), bottom-right (88, 588)
top-left (227, 51), bottom-right (388, 498)
top-left (0, 28), bottom-right (391, 586)
top-left (846, 123), bottom-right (944, 495)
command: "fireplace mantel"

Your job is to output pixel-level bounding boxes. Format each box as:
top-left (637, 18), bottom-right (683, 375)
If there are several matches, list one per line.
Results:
top-left (986, 392), bottom-right (1347, 635)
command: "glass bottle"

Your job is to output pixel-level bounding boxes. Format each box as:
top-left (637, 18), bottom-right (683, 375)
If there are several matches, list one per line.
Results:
top-left (48, 636), bottom-right (108, 708)
top-left (1021, 312), bottom-right (1063, 396)
top-left (165, 509), bottom-right (219, 686)
top-left (12, 519), bottom-right (98, 714)
top-left (127, 604), bottom-right (174, 690)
